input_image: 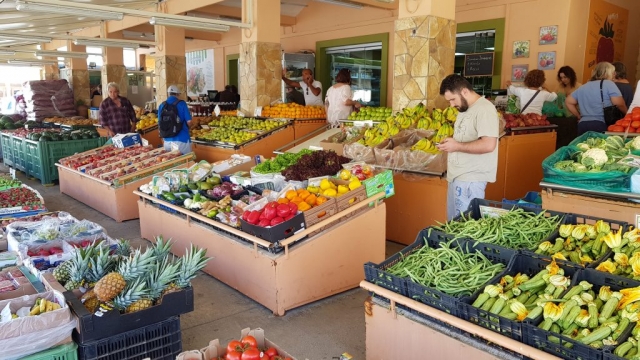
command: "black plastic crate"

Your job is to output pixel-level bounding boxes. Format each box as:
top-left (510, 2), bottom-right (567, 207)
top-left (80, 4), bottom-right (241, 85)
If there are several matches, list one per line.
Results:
top-left (439, 198), bottom-right (569, 252)
top-left (459, 253), bottom-right (582, 342)
top-left (524, 268), bottom-right (640, 360)
top-left (67, 286), bottom-right (193, 344)
top-left (77, 316), bottom-right (181, 360)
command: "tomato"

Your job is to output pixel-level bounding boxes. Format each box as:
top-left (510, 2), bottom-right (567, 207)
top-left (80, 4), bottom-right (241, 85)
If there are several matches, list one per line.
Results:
top-left (633, 107), bottom-right (640, 114)
top-left (241, 348), bottom-right (261, 360)
top-left (611, 125), bottom-right (625, 132)
top-left (632, 120), bottom-right (640, 129)
top-left (633, 113), bottom-right (640, 122)
top-left (241, 335), bottom-right (258, 349)
top-left (265, 348), bottom-right (278, 358)
top-left (226, 351), bottom-right (243, 360)
top-left (227, 340), bottom-right (243, 354)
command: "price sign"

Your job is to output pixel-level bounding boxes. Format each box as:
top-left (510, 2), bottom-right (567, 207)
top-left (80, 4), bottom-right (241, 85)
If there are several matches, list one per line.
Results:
top-left (254, 106), bottom-right (263, 117)
top-left (9, 168), bottom-right (15, 179)
top-left (214, 104), bottom-right (221, 117)
top-left (201, 125), bottom-right (210, 130)
top-left (479, 205), bottom-right (510, 218)
top-left (636, 214), bottom-right (640, 229)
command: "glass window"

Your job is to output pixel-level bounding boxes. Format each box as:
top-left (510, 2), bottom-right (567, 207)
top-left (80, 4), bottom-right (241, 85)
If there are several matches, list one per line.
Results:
top-left (454, 31), bottom-right (495, 95)
top-left (326, 42), bottom-right (382, 107)
top-left (86, 47), bottom-right (102, 69)
top-left (123, 48), bottom-right (136, 70)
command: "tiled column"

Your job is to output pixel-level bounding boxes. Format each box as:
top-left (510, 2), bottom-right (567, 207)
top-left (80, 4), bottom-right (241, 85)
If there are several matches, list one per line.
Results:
top-left (154, 25), bottom-right (186, 103)
top-left (393, 0), bottom-right (456, 111)
top-left (64, 41), bottom-right (90, 106)
top-left (41, 57), bottom-right (59, 80)
top-left (239, 0), bottom-right (281, 113)
top-left (101, 29), bottom-right (127, 97)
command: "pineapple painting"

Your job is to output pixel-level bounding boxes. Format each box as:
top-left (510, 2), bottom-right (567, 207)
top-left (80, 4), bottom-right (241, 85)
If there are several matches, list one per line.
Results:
top-left (597, 18), bottom-right (615, 63)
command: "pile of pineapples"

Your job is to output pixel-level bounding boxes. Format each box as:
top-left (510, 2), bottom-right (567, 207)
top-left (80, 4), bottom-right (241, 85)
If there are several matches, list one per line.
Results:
top-left (52, 236), bottom-right (209, 314)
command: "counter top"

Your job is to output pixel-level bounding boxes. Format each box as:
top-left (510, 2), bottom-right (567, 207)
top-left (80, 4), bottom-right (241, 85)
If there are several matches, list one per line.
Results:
top-left (282, 127), bottom-right (340, 153)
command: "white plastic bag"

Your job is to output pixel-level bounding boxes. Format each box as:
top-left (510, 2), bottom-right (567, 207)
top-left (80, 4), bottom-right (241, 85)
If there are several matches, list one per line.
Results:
top-left (629, 169), bottom-right (640, 203)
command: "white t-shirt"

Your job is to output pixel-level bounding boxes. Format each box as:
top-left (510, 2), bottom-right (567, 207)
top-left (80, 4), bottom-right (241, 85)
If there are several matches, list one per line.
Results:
top-left (325, 84), bottom-right (353, 126)
top-left (627, 80), bottom-right (640, 114)
top-left (508, 85), bottom-right (558, 115)
top-left (299, 81), bottom-right (323, 106)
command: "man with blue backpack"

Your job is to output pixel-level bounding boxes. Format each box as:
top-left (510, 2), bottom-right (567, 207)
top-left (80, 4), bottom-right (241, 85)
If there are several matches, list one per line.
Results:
top-left (158, 85), bottom-right (193, 154)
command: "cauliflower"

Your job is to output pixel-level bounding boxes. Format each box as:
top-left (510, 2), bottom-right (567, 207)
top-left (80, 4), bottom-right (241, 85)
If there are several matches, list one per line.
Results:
top-left (576, 142), bottom-right (591, 151)
top-left (580, 148), bottom-right (608, 169)
top-left (629, 136), bottom-right (640, 150)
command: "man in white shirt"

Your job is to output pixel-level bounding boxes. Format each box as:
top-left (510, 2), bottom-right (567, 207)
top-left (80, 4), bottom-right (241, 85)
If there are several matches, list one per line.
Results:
top-left (282, 68), bottom-right (323, 106)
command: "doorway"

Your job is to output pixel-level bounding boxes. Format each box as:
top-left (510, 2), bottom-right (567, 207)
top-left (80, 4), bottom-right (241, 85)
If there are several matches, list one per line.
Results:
top-left (226, 54), bottom-right (239, 89)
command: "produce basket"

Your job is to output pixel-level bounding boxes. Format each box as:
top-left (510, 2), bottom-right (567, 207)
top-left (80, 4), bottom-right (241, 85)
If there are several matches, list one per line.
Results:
top-left (1, 132), bottom-right (14, 166)
top-left (77, 316), bottom-right (181, 360)
top-left (364, 227), bottom-right (514, 316)
top-left (21, 342), bottom-right (78, 360)
top-left (459, 253), bottom-right (582, 342)
top-left (523, 268), bottom-right (640, 360)
top-left (502, 191), bottom-right (541, 209)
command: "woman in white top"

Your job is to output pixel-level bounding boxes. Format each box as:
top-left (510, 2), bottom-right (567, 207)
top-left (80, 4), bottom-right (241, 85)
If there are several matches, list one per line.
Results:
top-left (506, 69), bottom-right (558, 115)
top-left (325, 68), bottom-right (361, 127)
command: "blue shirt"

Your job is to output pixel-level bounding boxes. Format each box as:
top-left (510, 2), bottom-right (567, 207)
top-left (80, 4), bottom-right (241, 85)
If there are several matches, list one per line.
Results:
top-left (571, 80), bottom-right (622, 122)
top-left (157, 95), bottom-right (192, 142)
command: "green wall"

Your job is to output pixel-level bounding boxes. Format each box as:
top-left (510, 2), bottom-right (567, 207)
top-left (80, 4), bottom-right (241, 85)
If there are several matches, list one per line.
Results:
top-left (316, 33), bottom-right (389, 107)
top-left (226, 54), bottom-right (239, 89)
top-left (457, 18), bottom-right (506, 89)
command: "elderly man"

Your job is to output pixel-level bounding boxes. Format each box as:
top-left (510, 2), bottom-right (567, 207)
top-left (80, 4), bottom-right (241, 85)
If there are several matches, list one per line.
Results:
top-left (98, 82), bottom-right (137, 136)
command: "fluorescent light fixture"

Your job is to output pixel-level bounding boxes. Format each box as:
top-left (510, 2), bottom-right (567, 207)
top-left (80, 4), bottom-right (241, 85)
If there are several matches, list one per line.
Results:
top-left (455, 52), bottom-right (465, 56)
top-left (74, 39), bottom-right (142, 49)
top-left (484, 47), bottom-right (495, 50)
top-left (0, 32), bottom-right (51, 43)
top-left (8, 59), bottom-right (57, 65)
top-left (0, 50), bottom-right (15, 56)
top-left (35, 50), bottom-right (88, 59)
top-left (315, 0), bottom-right (363, 9)
top-left (15, 1), bottom-right (124, 20)
top-left (149, 17), bottom-right (230, 32)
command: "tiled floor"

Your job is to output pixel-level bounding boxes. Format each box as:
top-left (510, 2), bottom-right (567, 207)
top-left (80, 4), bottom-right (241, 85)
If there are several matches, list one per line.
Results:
top-left (15, 167), bottom-right (405, 360)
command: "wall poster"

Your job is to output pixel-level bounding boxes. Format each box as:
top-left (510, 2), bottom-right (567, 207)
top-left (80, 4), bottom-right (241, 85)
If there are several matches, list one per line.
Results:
top-left (186, 49), bottom-right (214, 97)
top-left (582, 0), bottom-right (628, 82)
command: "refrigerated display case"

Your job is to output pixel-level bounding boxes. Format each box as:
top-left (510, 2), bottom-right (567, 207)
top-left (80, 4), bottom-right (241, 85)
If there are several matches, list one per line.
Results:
top-left (326, 42), bottom-right (382, 107)
top-left (282, 52), bottom-right (316, 103)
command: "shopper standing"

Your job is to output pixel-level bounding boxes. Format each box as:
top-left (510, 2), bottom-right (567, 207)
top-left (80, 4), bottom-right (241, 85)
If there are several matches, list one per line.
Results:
top-left (612, 62), bottom-right (634, 107)
top-left (436, 74), bottom-right (499, 220)
top-left (157, 85), bottom-right (193, 155)
top-left (565, 62), bottom-right (627, 135)
top-left (98, 82), bottom-right (137, 136)
top-left (282, 68), bottom-right (323, 106)
top-left (324, 68), bottom-right (361, 127)
top-left (557, 66), bottom-right (581, 97)
top-left (506, 70), bottom-right (557, 115)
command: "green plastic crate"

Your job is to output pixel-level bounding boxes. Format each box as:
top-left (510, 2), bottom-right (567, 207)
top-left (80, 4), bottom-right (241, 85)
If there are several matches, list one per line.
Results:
top-left (1, 132), bottom-right (13, 167)
top-left (24, 137), bottom-right (107, 184)
top-left (21, 342), bottom-right (78, 360)
top-left (11, 136), bottom-right (25, 171)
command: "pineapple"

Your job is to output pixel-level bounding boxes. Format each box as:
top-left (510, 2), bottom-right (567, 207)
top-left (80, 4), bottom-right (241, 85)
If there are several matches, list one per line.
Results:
top-left (93, 247), bottom-right (155, 302)
top-left (111, 278), bottom-right (150, 313)
top-left (152, 236), bottom-right (173, 261)
top-left (52, 259), bottom-right (73, 285)
top-left (64, 246), bottom-right (95, 291)
top-left (86, 246), bottom-right (114, 288)
top-left (116, 239), bottom-right (131, 258)
top-left (125, 257), bottom-right (179, 313)
top-left (160, 245), bottom-right (210, 302)
top-left (81, 288), bottom-right (100, 313)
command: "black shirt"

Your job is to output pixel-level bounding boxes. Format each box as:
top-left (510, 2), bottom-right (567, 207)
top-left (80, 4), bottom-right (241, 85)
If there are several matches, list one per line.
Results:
top-left (616, 82), bottom-right (634, 107)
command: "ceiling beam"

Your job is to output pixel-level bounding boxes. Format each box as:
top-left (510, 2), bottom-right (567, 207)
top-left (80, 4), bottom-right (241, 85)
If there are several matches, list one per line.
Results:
top-left (196, 4), bottom-right (296, 26)
top-left (349, 0), bottom-right (397, 10)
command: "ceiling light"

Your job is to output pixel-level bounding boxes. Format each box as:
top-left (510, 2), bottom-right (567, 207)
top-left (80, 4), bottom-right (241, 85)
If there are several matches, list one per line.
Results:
top-left (149, 17), bottom-right (230, 32)
top-left (315, 0), bottom-right (363, 9)
top-left (0, 32), bottom-right (51, 43)
top-left (74, 39), bottom-right (142, 49)
top-left (484, 47), bottom-right (495, 51)
top-left (0, 50), bottom-right (15, 56)
top-left (35, 50), bottom-right (88, 59)
top-left (15, 1), bottom-right (124, 20)
top-left (8, 59), bottom-right (57, 65)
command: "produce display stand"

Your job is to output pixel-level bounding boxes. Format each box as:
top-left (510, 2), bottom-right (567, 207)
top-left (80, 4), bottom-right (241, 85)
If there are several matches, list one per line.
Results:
top-left (540, 181), bottom-right (640, 227)
top-left (138, 125), bottom-right (162, 148)
top-left (56, 153), bottom-right (195, 222)
top-left (135, 190), bottom-right (387, 316)
top-left (292, 119), bottom-right (328, 140)
top-left (361, 281), bottom-right (560, 360)
top-left (192, 125), bottom-right (295, 163)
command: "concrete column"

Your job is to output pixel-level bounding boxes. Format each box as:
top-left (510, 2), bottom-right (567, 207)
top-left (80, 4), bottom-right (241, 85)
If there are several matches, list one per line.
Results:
top-left (393, 0), bottom-right (457, 111)
top-left (61, 41), bottom-right (90, 106)
top-left (239, 0), bottom-right (281, 113)
top-left (41, 57), bottom-right (59, 80)
top-left (101, 28), bottom-right (128, 97)
top-left (154, 25), bottom-right (186, 103)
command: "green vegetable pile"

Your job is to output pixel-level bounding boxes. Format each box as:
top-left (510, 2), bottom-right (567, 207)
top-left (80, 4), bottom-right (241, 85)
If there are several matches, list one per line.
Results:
top-left (386, 239), bottom-right (505, 297)
top-left (0, 175), bottom-right (20, 188)
top-left (435, 208), bottom-right (562, 250)
top-left (554, 135), bottom-right (633, 173)
top-left (253, 149), bottom-right (313, 174)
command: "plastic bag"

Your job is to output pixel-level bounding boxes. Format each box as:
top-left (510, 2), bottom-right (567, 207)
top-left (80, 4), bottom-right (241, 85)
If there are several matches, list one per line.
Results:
top-left (506, 95), bottom-right (520, 114)
top-left (343, 142), bottom-right (376, 163)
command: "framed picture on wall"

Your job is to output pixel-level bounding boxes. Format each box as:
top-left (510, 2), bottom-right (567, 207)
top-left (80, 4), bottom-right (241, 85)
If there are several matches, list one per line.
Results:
top-left (538, 51), bottom-right (556, 70)
top-left (539, 26), bottom-right (558, 45)
top-left (512, 64), bottom-right (529, 82)
top-left (512, 41), bottom-right (530, 58)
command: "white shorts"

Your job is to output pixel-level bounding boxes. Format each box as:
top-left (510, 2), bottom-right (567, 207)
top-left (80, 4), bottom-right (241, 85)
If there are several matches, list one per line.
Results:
top-left (446, 179), bottom-right (487, 220)
top-left (163, 140), bottom-right (192, 155)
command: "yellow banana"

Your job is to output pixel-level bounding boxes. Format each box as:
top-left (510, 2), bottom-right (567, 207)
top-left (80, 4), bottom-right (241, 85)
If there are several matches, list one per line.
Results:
top-left (39, 297), bottom-right (46, 313)
top-left (45, 300), bottom-right (53, 312)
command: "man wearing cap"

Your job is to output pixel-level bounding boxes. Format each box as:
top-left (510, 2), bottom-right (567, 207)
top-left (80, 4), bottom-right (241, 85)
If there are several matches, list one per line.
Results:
top-left (157, 85), bottom-right (193, 154)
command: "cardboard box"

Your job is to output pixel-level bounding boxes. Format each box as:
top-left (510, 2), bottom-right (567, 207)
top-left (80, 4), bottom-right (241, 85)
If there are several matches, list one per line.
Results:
top-left (318, 133), bottom-right (363, 156)
top-left (0, 273), bottom-right (37, 301)
top-left (112, 133), bottom-right (143, 148)
top-left (212, 154), bottom-right (254, 175)
top-left (176, 327), bottom-right (297, 360)
top-left (240, 211), bottom-right (306, 243)
top-left (363, 169), bottom-right (395, 199)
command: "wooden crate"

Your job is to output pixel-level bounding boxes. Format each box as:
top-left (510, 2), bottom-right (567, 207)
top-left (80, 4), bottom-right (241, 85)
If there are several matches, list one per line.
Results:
top-left (542, 189), bottom-right (640, 227)
top-left (193, 126), bottom-right (295, 163)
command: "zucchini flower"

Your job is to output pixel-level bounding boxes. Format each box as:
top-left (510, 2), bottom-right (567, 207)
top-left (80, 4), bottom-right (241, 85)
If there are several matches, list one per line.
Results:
top-left (499, 275), bottom-right (514, 287)
top-left (631, 254), bottom-right (640, 277)
top-left (619, 288), bottom-right (640, 310)
top-left (615, 253), bottom-right (630, 267)
top-left (574, 309), bottom-right (591, 327)
top-left (559, 224), bottom-right (574, 238)
top-left (580, 328), bottom-right (592, 338)
top-left (564, 238), bottom-right (576, 251)
top-left (510, 300), bottom-right (529, 321)
top-left (622, 308), bottom-right (640, 323)
top-left (580, 254), bottom-right (594, 265)
top-left (624, 227), bottom-right (640, 243)
top-left (585, 225), bottom-right (598, 240)
top-left (537, 241), bottom-right (553, 253)
top-left (571, 294), bottom-right (586, 306)
top-left (603, 229), bottom-right (622, 249)
top-left (576, 281), bottom-right (594, 292)
top-left (596, 220), bottom-right (611, 235)
top-left (599, 286), bottom-right (613, 302)
top-left (596, 259), bottom-right (617, 274)
top-left (581, 292), bottom-right (595, 303)
top-left (513, 273), bottom-right (530, 286)
top-left (549, 274), bottom-right (570, 288)
top-left (572, 225), bottom-right (587, 240)
top-left (483, 284), bottom-right (503, 298)
top-left (546, 260), bottom-right (561, 276)
top-left (602, 338), bottom-right (618, 347)
top-left (552, 253), bottom-right (567, 261)
top-left (603, 322), bottom-right (620, 332)
top-left (543, 302), bottom-right (563, 322)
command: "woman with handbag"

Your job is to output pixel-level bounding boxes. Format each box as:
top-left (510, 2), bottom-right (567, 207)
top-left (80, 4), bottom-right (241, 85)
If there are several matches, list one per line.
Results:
top-left (506, 70), bottom-right (557, 115)
top-left (565, 62), bottom-right (627, 135)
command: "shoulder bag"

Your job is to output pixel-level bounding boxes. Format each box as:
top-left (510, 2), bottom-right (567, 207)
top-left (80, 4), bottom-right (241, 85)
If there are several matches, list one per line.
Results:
top-left (520, 90), bottom-right (541, 113)
top-left (601, 80), bottom-right (624, 126)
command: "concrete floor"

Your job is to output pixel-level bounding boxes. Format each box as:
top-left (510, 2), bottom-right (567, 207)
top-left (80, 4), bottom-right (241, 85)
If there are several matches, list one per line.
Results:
top-left (12, 167), bottom-right (405, 360)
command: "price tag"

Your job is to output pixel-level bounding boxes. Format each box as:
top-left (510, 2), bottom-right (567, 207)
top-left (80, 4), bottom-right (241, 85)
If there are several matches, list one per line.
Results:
top-left (237, 111), bottom-right (245, 118)
top-left (214, 104), bottom-right (221, 116)
top-left (636, 214), bottom-right (640, 229)
top-left (9, 168), bottom-right (15, 179)
top-left (201, 125), bottom-right (210, 130)
top-left (479, 205), bottom-right (510, 218)
top-left (309, 146), bottom-right (323, 151)
top-left (254, 106), bottom-right (262, 117)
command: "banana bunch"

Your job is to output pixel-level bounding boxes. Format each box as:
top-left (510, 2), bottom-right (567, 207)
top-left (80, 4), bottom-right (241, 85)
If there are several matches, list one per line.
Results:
top-left (411, 138), bottom-right (439, 154)
top-left (442, 107), bottom-right (459, 122)
top-left (416, 116), bottom-right (433, 130)
top-left (432, 109), bottom-right (444, 123)
top-left (29, 298), bottom-right (61, 316)
top-left (395, 114), bottom-right (412, 129)
top-left (437, 123), bottom-right (454, 138)
top-left (377, 122), bottom-right (390, 136)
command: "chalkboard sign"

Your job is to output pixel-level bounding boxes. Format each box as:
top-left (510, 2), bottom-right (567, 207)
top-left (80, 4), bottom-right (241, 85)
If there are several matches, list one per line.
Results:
top-left (464, 52), bottom-right (495, 77)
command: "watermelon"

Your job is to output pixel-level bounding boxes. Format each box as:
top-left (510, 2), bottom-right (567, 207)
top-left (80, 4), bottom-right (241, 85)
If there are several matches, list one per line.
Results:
top-left (0, 116), bottom-right (13, 123)
top-left (39, 135), bottom-right (51, 142)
